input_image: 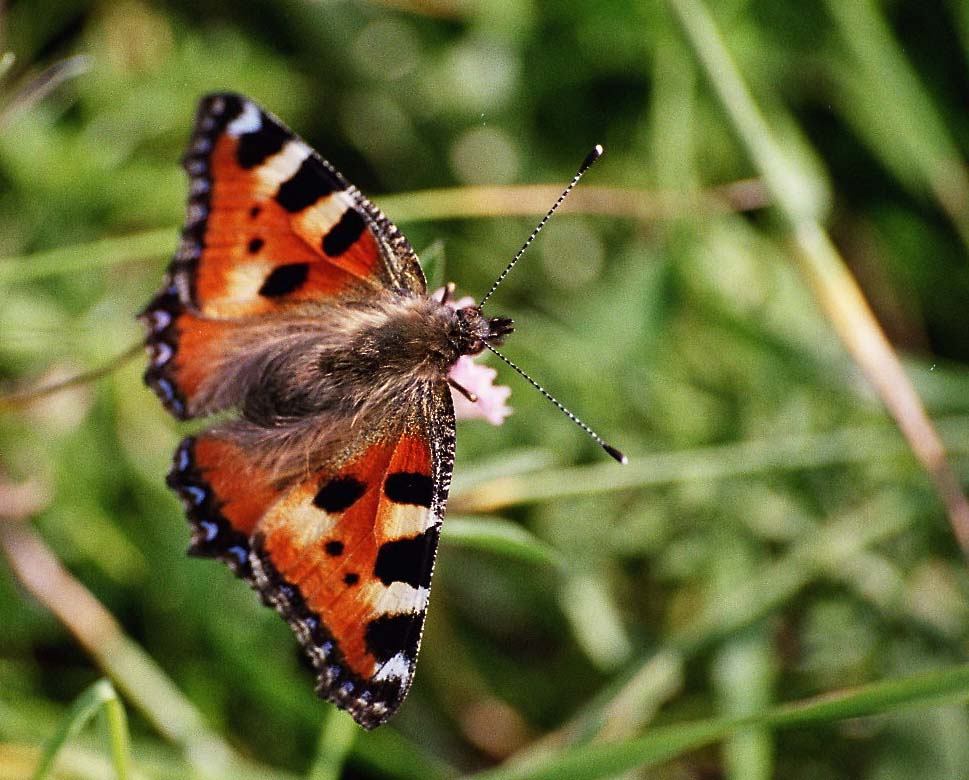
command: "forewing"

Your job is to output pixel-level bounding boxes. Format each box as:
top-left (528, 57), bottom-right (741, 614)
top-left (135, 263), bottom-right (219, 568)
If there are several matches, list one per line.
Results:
top-left (140, 92), bottom-right (426, 419)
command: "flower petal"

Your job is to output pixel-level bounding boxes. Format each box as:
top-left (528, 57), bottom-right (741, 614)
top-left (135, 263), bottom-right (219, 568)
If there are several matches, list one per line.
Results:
top-left (449, 356), bottom-right (512, 425)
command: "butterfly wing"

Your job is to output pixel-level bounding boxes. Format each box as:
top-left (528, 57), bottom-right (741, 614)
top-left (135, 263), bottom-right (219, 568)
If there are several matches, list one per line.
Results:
top-left (141, 92), bottom-right (425, 419)
top-left (167, 384), bottom-right (456, 728)
top-left (145, 93), bottom-right (458, 727)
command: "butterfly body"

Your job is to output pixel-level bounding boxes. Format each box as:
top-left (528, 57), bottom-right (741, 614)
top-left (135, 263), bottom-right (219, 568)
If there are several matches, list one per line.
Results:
top-left (140, 93), bottom-right (513, 728)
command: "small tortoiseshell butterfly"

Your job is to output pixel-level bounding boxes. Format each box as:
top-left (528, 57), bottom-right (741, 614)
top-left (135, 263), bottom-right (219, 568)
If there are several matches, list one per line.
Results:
top-left (140, 93), bottom-right (623, 729)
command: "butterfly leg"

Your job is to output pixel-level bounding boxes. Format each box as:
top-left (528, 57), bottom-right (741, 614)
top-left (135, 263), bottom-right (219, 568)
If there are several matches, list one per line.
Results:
top-left (448, 378), bottom-right (478, 403)
top-left (438, 282), bottom-right (456, 305)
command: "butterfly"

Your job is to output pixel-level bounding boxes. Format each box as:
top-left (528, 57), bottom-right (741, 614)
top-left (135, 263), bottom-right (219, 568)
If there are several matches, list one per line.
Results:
top-left (140, 93), bottom-right (622, 729)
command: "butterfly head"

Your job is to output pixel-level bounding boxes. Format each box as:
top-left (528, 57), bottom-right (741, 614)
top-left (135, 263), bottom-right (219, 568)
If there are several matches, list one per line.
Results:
top-left (452, 305), bottom-right (514, 356)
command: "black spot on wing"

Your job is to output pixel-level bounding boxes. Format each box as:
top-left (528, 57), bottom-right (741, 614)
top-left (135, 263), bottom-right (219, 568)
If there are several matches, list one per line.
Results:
top-left (384, 472), bottom-right (433, 508)
top-left (325, 540), bottom-right (344, 557)
top-left (373, 528), bottom-right (438, 588)
top-left (276, 156), bottom-right (340, 213)
top-left (343, 572), bottom-right (359, 586)
top-left (314, 476), bottom-right (366, 513)
top-left (236, 120), bottom-right (290, 169)
top-left (248, 237), bottom-right (264, 253)
top-left (258, 263), bottom-right (310, 297)
top-left (365, 613), bottom-right (423, 663)
top-left (217, 94), bottom-right (245, 124)
top-left (322, 208), bottom-right (366, 257)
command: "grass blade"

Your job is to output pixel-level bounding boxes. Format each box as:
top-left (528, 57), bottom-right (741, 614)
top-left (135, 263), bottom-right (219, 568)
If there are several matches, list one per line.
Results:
top-left (307, 708), bottom-right (357, 780)
top-left (822, 0), bottom-right (969, 250)
top-left (450, 418), bottom-right (969, 511)
top-left (664, 0), bottom-right (969, 555)
top-left (32, 679), bottom-right (130, 780)
top-left (468, 664), bottom-right (969, 780)
top-left (0, 179), bottom-right (770, 285)
top-left (0, 228), bottom-right (175, 284)
top-left (444, 516), bottom-right (563, 567)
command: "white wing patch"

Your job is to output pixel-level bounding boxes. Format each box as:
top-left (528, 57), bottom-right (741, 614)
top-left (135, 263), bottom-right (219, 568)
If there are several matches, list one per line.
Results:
top-left (380, 503), bottom-right (437, 541)
top-left (259, 484), bottom-right (339, 547)
top-left (369, 582), bottom-right (430, 617)
top-left (373, 652), bottom-right (413, 682)
top-left (254, 140), bottom-right (312, 192)
top-left (226, 100), bottom-right (262, 136)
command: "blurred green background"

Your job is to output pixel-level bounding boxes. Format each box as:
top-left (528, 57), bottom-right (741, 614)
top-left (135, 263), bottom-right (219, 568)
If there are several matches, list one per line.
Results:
top-left (3, 1), bottom-right (969, 778)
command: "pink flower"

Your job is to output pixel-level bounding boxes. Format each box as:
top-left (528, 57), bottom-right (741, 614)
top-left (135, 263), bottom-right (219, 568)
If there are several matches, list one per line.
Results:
top-left (450, 355), bottom-right (513, 424)
top-left (438, 291), bottom-right (513, 425)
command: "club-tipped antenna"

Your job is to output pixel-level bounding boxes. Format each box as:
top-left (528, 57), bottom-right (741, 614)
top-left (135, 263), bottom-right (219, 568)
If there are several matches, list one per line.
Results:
top-left (483, 342), bottom-right (627, 464)
top-left (478, 144), bottom-right (604, 310)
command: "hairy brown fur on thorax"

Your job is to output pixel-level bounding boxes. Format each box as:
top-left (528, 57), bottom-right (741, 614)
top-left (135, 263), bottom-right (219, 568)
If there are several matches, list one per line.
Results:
top-left (192, 291), bottom-right (494, 480)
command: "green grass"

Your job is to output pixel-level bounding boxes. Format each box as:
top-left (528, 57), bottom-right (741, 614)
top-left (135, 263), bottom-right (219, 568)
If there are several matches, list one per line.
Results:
top-left (31, 680), bottom-right (129, 780)
top-left (3, 1), bottom-right (969, 779)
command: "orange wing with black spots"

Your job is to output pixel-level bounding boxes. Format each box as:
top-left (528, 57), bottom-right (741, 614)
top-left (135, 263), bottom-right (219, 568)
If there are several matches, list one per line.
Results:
top-left (252, 426), bottom-right (443, 725)
top-left (144, 94), bottom-right (468, 729)
top-left (140, 92), bottom-right (426, 418)
top-left (167, 384), bottom-right (455, 729)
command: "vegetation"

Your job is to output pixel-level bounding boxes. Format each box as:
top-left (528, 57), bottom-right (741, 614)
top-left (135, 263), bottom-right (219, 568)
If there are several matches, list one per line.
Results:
top-left (2, 1), bottom-right (969, 778)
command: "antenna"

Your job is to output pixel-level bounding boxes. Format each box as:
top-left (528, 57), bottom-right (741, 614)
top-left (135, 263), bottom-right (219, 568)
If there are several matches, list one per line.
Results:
top-left (483, 343), bottom-right (627, 465)
top-left (473, 144), bottom-right (624, 464)
top-left (478, 144), bottom-right (604, 310)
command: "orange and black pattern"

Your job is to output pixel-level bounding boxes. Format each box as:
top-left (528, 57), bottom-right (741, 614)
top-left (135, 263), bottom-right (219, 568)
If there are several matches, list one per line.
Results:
top-left (141, 94), bottom-right (458, 728)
